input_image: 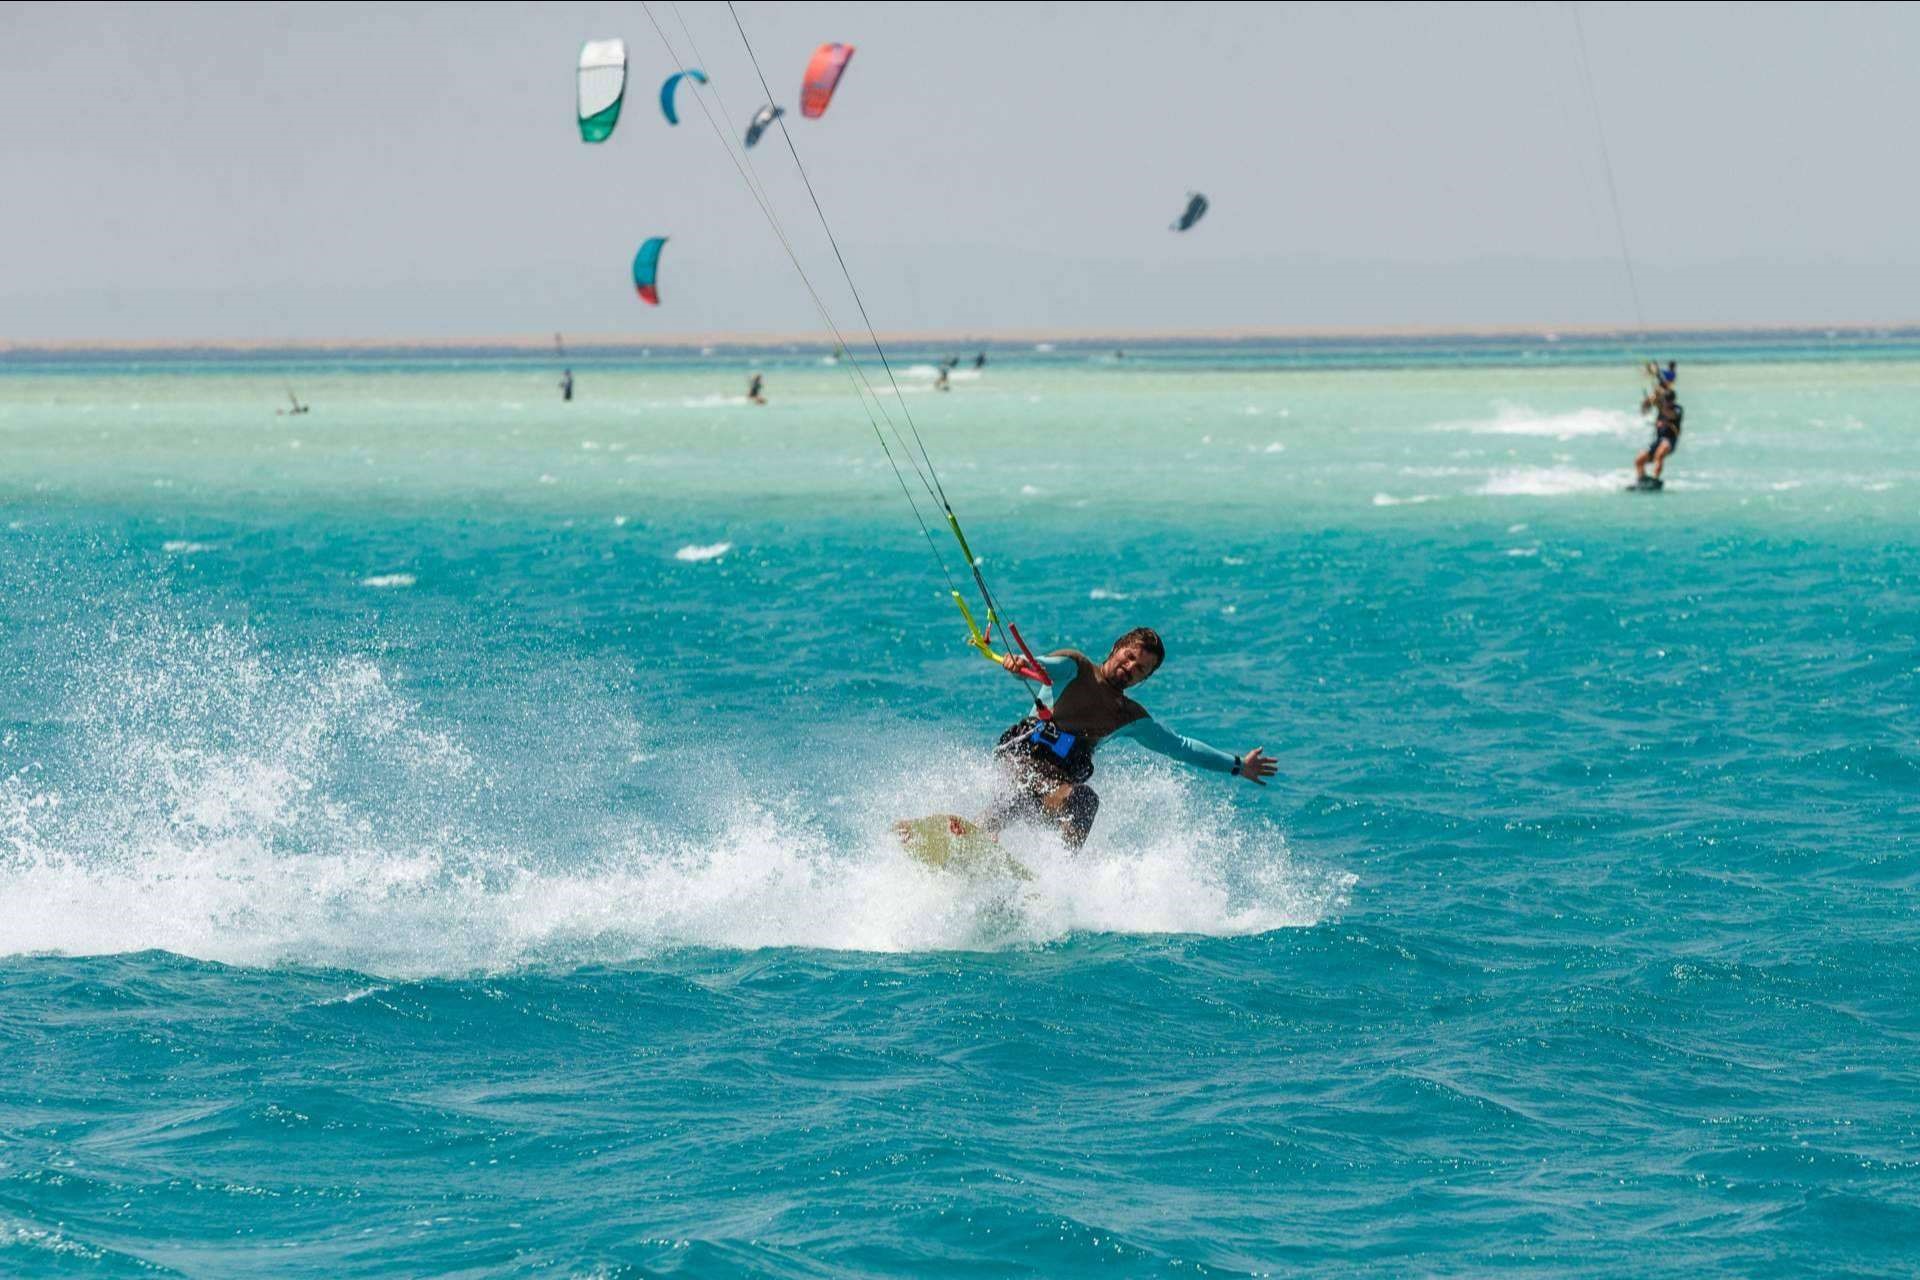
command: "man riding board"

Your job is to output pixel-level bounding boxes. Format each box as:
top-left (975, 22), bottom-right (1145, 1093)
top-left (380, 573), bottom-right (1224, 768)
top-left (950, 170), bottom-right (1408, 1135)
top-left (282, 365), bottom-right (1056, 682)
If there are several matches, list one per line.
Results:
top-left (980, 627), bottom-right (1277, 848)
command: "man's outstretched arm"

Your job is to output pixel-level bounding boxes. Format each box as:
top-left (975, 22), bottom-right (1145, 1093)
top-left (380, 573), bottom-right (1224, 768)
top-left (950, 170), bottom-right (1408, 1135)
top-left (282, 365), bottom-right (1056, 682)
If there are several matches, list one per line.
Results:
top-left (1118, 717), bottom-right (1236, 771)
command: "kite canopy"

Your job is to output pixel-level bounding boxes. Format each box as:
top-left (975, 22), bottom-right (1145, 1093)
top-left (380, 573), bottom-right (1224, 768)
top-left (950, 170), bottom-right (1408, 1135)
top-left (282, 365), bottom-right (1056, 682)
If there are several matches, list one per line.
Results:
top-left (1171, 192), bottom-right (1209, 232)
top-left (632, 237), bottom-right (668, 305)
top-left (744, 103), bottom-right (785, 149)
top-left (800, 43), bottom-right (855, 119)
top-left (659, 69), bottom-right (708, 126)
top-left (577, 39), bottom-right (628, 143)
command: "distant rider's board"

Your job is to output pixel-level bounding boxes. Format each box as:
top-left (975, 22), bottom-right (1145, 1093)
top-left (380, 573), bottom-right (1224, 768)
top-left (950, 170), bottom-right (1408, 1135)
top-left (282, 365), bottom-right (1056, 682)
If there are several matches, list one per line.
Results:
top-left (894, 814), bottom-right (1033, 882)
top-left (1628, 476), bottom-right (1664, 492)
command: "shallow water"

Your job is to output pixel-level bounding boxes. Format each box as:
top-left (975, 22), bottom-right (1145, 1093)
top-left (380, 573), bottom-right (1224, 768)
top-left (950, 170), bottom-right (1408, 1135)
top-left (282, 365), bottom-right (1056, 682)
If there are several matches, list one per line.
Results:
top-left (3, 335), bottom-right (1917, 1276)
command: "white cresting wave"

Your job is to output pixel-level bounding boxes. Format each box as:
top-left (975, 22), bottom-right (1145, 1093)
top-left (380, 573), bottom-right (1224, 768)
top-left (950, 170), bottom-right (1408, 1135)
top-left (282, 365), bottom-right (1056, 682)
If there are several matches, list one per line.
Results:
top-left (902, 364), bottom-right (983, 383)
top-left (1, 620), bottom-right (1348, 977)
top-left (1476, 465), bottom-right (1625, 497)
top-left (1440, 403), bottom-right (1642, 440)
top-left (1436, 404), bottom-right (1643, 441)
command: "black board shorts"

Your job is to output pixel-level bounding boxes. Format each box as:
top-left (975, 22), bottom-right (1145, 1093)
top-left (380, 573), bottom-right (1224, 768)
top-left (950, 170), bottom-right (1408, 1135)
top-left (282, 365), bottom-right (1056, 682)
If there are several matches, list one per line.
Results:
top-left (995, 717), bottom-right (1095, 789)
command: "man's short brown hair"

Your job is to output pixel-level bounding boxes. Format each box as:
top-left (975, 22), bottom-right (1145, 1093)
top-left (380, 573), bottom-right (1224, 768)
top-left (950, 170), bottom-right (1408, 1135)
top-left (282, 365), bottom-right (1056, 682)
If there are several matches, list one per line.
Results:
top-left (1111, 627), bottom-right (1165, 667)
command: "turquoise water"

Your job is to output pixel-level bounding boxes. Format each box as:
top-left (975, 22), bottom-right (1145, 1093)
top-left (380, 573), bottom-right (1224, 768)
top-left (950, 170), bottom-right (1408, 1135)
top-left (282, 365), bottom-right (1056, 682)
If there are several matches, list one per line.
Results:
top-left (3, 335), bottom-right (1917, 1276)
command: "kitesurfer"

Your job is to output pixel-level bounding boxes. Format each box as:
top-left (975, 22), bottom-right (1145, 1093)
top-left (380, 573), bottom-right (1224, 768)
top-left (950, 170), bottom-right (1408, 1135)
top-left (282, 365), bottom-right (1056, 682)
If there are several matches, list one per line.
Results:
top-left (978, 628), bottom-right (1276, 849)
top-left (935, 365), bottom-right (952, 392)
top-left (561, 369), bottom-right (574, 402)
top-left (973, 351), bottom-right (987, 370)
top-left (748, 372), bottom-right (766, 404)
top-left (1634, 363), bottom-right (1682, 484)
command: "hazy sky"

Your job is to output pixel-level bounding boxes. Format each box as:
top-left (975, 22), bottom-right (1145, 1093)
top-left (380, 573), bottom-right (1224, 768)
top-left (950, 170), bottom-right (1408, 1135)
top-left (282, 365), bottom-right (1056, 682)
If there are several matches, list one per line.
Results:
top-left (4, 1), bottom-right (1918, 341)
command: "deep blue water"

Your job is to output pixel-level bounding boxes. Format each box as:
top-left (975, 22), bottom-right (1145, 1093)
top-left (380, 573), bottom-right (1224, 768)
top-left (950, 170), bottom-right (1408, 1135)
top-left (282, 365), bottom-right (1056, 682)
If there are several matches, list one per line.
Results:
top-left (2, 339), bottom-right (1916, 1275)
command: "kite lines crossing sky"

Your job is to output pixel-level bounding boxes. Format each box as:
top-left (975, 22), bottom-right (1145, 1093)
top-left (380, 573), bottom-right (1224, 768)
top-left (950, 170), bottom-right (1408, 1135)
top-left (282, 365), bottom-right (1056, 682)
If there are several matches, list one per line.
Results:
top-left (634, 1), bottom-right (1056, 704)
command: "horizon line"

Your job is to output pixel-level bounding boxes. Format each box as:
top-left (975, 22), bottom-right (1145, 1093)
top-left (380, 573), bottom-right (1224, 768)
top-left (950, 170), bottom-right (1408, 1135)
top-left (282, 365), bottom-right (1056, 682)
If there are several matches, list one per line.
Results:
top-left (5, 319), bottom-right (1919, 356)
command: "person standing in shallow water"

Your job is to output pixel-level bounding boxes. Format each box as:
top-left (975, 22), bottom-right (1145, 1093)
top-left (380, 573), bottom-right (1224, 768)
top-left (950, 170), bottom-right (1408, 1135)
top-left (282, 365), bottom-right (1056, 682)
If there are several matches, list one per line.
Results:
top-left (979, 627), bottom-right (1276, 849)
top-left (560, 369), bottom-right (574, 402)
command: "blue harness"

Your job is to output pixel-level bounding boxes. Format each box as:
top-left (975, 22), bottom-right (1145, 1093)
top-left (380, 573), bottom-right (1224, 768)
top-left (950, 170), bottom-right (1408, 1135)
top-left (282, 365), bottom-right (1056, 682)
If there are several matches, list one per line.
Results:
top-left (1027, 719), bottom-right (1078, 760)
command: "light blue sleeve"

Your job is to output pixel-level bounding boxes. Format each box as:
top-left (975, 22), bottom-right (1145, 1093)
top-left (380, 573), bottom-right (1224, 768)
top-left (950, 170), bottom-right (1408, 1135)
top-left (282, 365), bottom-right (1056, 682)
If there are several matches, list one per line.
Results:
top-left (1034, 653), bottom-right (1078, 687)
top-left (1113, 717), bottom-right (1240, 774)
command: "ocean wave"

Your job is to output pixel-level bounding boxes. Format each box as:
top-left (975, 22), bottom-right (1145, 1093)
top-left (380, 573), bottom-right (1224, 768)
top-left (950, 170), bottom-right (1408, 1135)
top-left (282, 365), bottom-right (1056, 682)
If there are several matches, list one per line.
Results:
top-left (0, 621), bottom-right (1346, 975)
top-left (359, 573), bottom-right (415, 588)
top-left (901, 364), bottom-right (982, 382)
top-left (0, 777), bottom-right (1345, 974)
top-left (1476, 466), bottom-right (1623, 497)
top-left (1439, 404), bottom-right (1641, 439)
top-left (674, 541), bottom-right (732, 562)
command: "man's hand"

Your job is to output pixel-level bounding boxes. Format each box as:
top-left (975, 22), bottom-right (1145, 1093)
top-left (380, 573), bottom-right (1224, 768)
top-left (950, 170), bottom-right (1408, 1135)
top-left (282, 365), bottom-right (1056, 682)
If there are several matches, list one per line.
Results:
top-left (1000, 652), bottom-right (1025, 674)
top-left (1237, 747), bottom-right (1277, 786)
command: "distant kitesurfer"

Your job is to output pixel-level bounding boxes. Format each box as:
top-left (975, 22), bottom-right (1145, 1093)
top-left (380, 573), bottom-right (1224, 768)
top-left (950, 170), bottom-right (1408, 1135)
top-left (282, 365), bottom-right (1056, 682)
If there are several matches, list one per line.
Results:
top-left (973, 351), bottom-right (987, 370)
top-left (1634, 362), bottom-right (1682, 484)
top-left (561, 368), bottom-right (574, 402)
top-left (748, 372), bottom-right (766, 404)
top-left (978, 628), bottom-right (1277, 849)
top-left (935, 365), bottom-right (952, 392)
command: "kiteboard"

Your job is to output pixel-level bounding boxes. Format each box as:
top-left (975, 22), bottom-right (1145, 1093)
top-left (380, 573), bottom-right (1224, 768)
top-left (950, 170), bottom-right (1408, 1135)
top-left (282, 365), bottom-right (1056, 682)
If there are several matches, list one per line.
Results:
top-left (1627, 475), bottom-right (1664, 492)
top-left (894, 814), bottom-right (1033, 882)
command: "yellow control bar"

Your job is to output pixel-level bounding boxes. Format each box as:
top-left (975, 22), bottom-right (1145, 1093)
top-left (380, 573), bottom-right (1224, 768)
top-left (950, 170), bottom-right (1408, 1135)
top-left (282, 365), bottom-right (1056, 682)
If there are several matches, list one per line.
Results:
top-left (952, 592), bottom-right (1006, 666)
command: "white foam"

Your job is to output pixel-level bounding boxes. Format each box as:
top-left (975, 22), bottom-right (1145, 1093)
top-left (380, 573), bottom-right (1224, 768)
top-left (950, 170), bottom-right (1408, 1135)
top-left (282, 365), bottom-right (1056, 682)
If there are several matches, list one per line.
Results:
top-left (0, 625), bottom-right (1348, 975)
top-left (681, 394), bottom-right (751, 408)
top-left (0, 751), bottom-right (1348, 976)
top-left (359, 573), bottom-right (416, 588)
top-left (1440, 404), bottom-right (1641, 440)
top-left (901, 364), bottom-right (981, 382)
top-left (1089, 588), bottom-right (1131, 601)
top-left (1372, 493), bottom-right (1440, 507)
top-left (162, 540), bottom-right (214, 554)
top-left (1476, 466), bottom-right (1621, 497)
top-left (674, 541), bottom-right (732, 562)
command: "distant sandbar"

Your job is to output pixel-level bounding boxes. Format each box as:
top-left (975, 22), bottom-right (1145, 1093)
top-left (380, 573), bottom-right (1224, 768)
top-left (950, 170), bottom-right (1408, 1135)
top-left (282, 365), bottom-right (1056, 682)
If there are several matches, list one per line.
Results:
top-left (4, 320), bottom-right (1915, 357)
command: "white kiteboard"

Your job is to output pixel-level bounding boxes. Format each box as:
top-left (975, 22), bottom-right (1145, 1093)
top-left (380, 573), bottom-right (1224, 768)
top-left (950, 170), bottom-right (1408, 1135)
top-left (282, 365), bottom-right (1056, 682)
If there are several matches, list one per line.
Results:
top-left (894, 814), bottom-right (1033, 882)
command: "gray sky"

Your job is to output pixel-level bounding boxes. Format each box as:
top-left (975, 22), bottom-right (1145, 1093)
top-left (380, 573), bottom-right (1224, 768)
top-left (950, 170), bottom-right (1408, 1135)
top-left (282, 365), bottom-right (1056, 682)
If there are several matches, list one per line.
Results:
top-left (4, 1), bottom-right (1918, 342)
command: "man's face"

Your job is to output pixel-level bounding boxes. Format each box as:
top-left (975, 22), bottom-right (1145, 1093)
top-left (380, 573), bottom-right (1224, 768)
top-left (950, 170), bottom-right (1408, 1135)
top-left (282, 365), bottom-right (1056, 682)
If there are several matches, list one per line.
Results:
top-left (1105, 641), bottom-right (1160, 689)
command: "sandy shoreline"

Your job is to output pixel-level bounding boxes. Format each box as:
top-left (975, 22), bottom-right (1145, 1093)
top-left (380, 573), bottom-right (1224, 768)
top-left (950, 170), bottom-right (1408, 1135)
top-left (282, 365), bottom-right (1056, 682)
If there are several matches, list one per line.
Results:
top-left (4, 320), bottom-right (1916, 357)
